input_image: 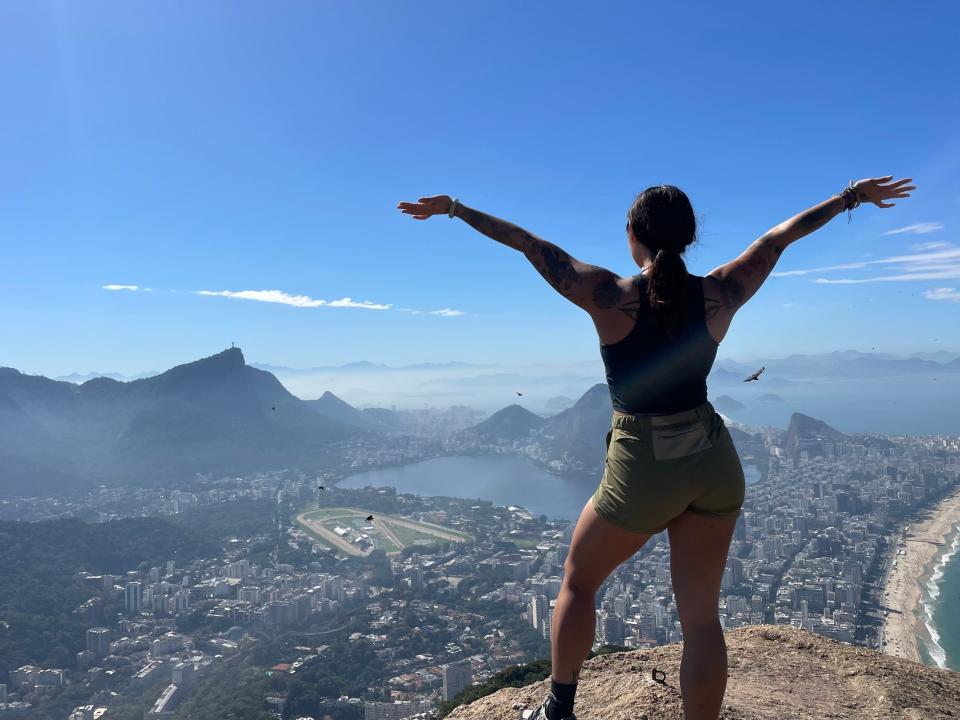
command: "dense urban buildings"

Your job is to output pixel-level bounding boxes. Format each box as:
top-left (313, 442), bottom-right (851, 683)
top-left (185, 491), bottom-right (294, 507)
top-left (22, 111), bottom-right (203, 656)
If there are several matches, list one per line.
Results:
top-left (2, 423), bottom-right (957, 718)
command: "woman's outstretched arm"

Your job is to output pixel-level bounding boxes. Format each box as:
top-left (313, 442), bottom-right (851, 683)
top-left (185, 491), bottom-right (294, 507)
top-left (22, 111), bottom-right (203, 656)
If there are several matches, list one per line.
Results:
top-left (397, 194), bottom-right (619, 312)
top-left (707, 176), bottom-right (915, 314)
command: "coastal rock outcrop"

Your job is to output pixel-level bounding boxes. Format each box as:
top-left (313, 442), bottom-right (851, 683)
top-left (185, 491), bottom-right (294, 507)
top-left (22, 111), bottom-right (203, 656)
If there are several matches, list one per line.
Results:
top-left (447, 625), bottom-right (959, 720)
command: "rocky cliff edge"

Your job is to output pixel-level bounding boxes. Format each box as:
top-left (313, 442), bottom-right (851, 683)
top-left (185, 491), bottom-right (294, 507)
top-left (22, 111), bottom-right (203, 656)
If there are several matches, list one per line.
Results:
top-left (448, 626), bottom-right (959, 720)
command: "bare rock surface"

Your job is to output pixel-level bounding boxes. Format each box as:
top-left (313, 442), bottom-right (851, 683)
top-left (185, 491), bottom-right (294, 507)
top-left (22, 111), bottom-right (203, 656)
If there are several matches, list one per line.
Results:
top-left (447, 626), bottom-right (959, 720)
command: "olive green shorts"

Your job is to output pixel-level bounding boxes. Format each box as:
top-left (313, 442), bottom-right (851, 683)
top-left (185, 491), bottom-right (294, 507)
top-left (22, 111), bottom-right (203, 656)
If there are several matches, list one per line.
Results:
top-left (590, 400), bottom-right (745, 535)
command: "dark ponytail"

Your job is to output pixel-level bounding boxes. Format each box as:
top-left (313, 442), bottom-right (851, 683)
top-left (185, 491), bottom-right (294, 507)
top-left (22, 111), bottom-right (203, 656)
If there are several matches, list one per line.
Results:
top-left (627, 185), bottom-right (697, 332)
top-left (647, 248), bottom-right (689, 319)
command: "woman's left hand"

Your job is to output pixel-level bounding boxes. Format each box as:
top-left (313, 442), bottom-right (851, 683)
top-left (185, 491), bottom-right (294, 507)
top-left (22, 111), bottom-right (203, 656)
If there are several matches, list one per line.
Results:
top-left (396, 195), bottom-right (453, 220)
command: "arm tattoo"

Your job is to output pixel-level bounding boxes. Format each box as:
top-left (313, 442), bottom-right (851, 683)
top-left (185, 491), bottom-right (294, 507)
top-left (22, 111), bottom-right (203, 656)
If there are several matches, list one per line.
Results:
top-left (717, 239), bottom-right (784, 309)
top-left (708, 196), bottom-right (837, 315)
top-left (592, 276), bottom-right (622, 309)
top-left (742, 238), bottom-right (783, 277)
top-left (616, 298), bottom-right (644, 321)
top-left (762, 196), bottom-right (843, 247)
top-left (534, 242), bottom-right (582, 296)
top-left (794, 202), bottom-right (838, 236)
top-left (719, 278), bottom-right (746, 308)
top-left (704, 297), bottom-right (722, 320)
top-left (457, 204), bottom-right (584, 299)
top-left (456, 205), bottom-right (532, 252)
top-left (595, 275), bottom-right (649, 320)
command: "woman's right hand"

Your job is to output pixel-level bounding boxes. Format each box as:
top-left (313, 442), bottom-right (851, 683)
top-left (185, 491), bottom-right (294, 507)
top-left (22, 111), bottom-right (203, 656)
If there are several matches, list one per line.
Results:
top-left (396, 195), bottom-right (453, 220)
top-left (852, 176), bottom-right (915, 208)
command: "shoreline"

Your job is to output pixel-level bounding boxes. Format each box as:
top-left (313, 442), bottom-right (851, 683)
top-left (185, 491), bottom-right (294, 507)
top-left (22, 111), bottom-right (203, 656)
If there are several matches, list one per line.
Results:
top-left (881, 484), bottom-right (960, 664)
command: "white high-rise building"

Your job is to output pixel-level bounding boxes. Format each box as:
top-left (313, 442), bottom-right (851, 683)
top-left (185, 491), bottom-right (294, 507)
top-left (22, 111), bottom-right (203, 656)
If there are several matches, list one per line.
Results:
top-left (227, 560), bottom-right (250, 579)
top-left (442, 660), bottom-right (472, 702)
top-left (528, 594), bottom-right (549, 631)
top-left (125, 581), bottom-right (143, 615)
top-left (238, 586), bottom-right (261, 604)
top-left (544, 576), bottom-right (562, 600)
top-left (86, 628), bottom-right (111, 657)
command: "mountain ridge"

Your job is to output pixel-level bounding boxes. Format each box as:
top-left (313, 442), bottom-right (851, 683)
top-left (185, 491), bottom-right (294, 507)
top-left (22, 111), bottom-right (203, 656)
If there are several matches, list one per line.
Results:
top-left (0, 348), bottom-right (363, 496)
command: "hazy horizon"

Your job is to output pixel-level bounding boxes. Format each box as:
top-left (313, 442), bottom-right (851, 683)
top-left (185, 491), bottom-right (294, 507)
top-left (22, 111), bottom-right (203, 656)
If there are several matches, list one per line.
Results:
top-left (6, 344), bottom-right (960, 384)
top-left (5, 345), bottom-right (958, 435)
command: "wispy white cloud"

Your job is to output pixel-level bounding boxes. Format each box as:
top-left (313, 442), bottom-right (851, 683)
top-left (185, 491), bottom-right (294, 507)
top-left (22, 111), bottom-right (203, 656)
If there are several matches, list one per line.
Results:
top-left (195, 289), bottom-right (391, 310)
top-left (773, 261), bottom-right (871, 277)
top-left (922, 287), bottom-right (960, 302)
top-left (776, 245), bottom-right (960, 284)
top-left (911, 241), bottom-right (950, 251)
top-left (815, 271), bottom-right (960, 284)
top-left (103, 284), bottom-right (140, 291)
top-left (193, 289), bottom-right (467, 316)
top-left (882, 222), bottom-right (944, 235)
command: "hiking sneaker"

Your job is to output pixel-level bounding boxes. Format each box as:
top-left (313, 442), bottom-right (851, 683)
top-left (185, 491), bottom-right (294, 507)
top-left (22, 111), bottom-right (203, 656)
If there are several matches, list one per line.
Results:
top-left (520, 693), bottom-right (576, 720)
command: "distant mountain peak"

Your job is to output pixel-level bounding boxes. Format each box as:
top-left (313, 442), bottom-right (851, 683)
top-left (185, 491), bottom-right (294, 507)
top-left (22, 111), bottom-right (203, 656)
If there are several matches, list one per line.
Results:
top-left (712, 394), bottom-right (745, 413)
top-left (213, 346), bottom-right (245, 366)
top-left (314, 390), bottom-right (360, 413)
top-left (469, 404), bottom-right (544, 441)
top-left (157, 347), bottom-right (246, 381)
top-left (788, 411), bottom-right (845, 434)
top-left (306, 390), bottom-right (378, 432)
top-left (784, 412), bottom-right (846, 458)
top-left (500, 403), bottom-right (539, 417)
top-left (574, 383), bottom-right (610, 407)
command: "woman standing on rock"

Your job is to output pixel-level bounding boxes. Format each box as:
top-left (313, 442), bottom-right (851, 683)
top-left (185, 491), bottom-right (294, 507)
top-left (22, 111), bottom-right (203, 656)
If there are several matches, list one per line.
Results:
top-left (398, 176), bottom-right (912, 720)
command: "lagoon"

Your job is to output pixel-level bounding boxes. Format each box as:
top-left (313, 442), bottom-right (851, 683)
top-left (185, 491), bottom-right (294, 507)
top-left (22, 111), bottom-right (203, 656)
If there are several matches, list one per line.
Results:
top-left (338, 455), bottom-right (761, 523)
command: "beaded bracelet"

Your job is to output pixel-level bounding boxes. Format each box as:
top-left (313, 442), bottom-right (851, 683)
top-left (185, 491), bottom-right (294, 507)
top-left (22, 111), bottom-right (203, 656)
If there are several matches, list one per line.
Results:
top-left (840, 182), bottom-right (861, 223)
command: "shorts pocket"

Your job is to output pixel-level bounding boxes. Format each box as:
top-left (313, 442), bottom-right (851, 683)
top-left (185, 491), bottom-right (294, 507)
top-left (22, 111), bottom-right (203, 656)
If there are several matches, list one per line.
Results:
top-left (603, 428), bottom-right (614, 461)
top-left (651, 420), bottom-right (713, 460)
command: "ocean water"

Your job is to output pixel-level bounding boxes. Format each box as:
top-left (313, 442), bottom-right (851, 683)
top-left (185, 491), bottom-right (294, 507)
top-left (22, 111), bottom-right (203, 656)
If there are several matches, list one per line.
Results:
top-left (715, 374), bottom-right (960, 436)
top-left (920, 526), bottom-right (960, 670)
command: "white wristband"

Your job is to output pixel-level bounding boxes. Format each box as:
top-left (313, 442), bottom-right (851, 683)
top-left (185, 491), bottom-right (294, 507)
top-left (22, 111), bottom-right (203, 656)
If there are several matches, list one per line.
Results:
top-left (448, 197), bottom-right (460, 218)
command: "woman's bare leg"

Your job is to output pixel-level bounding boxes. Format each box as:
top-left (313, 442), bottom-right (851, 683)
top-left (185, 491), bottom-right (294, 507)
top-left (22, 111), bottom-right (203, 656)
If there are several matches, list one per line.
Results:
top-left (666, 509), bottom-right (738, 720)
top-left (551, 501), bottom-right (650, 684)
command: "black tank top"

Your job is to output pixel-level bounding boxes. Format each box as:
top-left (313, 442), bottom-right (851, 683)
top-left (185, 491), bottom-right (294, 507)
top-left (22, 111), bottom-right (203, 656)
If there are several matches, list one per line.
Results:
top-left (600, 272), bottom-right (718, 414)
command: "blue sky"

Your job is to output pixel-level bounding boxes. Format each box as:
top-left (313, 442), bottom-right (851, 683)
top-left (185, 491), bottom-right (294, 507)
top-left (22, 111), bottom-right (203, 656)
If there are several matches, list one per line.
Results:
top-left (1, 1), bottom-right (958, 378)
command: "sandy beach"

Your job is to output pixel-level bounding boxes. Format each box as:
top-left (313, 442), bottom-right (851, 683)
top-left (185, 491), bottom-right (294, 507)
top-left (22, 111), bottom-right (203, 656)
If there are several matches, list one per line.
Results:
top-left (881, 484), bottom-right (960, 662)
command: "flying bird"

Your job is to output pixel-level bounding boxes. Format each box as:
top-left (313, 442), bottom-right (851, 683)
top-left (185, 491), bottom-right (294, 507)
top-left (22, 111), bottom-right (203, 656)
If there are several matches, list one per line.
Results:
top-left (317, 485), bottom-right (325, 491)
top-left (515, 392), bottom-right (523, 397)
top-left (271, 406), bottom-right (276, 411)
top-left (744, 366), bottom-right (766, 382)
top-left (366, 515), bottom-right (374, 522)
